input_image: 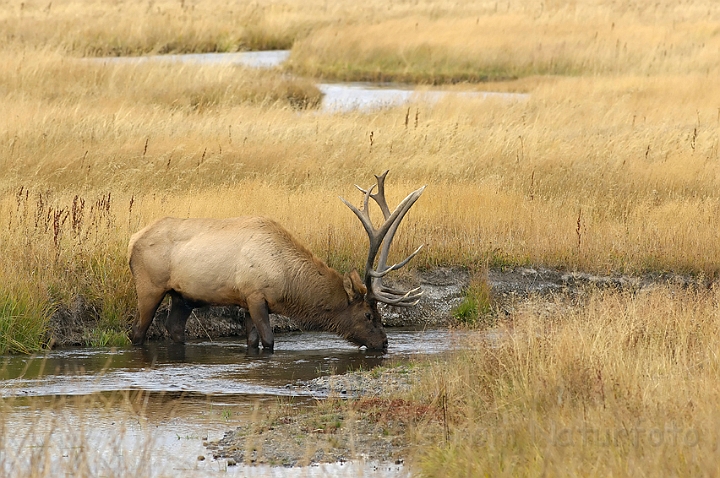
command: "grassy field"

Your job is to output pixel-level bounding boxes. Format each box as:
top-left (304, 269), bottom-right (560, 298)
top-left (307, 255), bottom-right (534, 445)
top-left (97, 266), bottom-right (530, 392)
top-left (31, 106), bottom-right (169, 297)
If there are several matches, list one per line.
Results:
top-left (1, 0), bottom-right (720, 473)
top-left (0, 0), bottom-right (719, 342)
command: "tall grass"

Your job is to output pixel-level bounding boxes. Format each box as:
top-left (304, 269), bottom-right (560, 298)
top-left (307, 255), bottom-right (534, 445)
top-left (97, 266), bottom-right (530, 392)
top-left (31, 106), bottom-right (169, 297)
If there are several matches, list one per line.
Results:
top-left (289, 3), bottom-right (720, 82)
top-left (0, 0), bottom-right (557, 58)
top-left (0, 287), bottom-right (52, 354)
top-left (0, 188), bottom-right (137, 350)
top-left (1, 0), bottom-right (316, 55)
top-left (0, 49), bottom-right (321, 112)
top-left (4, 69), bottom-right (719, 271)
top-left (411, 285), bottom-right (720, 476)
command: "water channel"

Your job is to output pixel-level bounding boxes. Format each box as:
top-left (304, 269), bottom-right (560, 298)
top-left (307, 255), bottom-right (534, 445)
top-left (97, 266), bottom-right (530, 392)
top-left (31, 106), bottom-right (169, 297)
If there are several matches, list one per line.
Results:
top-left (1, 328), bottom-right (473, 477)
top-left (87, 49), bottom-right (528, 112)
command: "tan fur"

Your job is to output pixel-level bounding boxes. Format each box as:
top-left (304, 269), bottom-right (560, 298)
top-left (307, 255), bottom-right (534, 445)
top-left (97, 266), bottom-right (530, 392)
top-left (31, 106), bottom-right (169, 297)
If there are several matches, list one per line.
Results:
top-left (128, 216), bottom-right (387, 350)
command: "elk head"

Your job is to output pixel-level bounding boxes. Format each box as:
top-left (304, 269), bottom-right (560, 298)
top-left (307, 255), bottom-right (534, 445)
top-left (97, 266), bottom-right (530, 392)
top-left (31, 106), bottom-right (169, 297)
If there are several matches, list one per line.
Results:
top-left (340, 170), bottom-right (425, 350)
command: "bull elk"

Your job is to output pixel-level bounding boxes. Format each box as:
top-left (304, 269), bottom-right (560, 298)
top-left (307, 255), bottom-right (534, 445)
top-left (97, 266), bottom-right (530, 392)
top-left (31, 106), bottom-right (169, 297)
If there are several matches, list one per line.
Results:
top-left (128, 171), bottom-right (424, 351)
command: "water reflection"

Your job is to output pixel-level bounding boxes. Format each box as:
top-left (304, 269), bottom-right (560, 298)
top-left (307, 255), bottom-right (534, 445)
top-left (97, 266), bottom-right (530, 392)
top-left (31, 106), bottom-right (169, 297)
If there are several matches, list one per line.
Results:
top-left (0, 328), bottom-right (458, 477)
top-left (1, 389), bottom-right (314, 477)
top-left (0, 328), bottom-right (459, 398)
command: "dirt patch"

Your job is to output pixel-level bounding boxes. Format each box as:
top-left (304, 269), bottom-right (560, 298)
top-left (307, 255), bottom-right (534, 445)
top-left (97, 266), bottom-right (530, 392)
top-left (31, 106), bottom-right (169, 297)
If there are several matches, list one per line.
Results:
top-left (206, 365), bottom-right (439, 467)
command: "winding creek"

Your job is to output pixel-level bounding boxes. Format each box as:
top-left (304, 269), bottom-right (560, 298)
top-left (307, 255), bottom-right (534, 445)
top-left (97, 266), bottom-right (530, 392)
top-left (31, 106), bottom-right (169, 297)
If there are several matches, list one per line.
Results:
top-left (87, 49), bottom-right (528, 112)
top-left (1, 328), bottom-right (471, 477)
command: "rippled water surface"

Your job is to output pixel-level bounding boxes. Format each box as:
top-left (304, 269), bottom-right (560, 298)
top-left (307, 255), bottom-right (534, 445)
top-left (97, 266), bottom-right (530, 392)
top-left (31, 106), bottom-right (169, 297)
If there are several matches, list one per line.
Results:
top-left (0, 328), bottom-right (465, 397)
top-left (1, 328), bottom-right (472, 477)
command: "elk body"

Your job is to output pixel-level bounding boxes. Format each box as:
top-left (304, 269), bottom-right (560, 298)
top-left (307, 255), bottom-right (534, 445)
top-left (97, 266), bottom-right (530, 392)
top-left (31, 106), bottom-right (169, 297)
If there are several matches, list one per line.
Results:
top-left (128, 171), bottom-right (424, 351)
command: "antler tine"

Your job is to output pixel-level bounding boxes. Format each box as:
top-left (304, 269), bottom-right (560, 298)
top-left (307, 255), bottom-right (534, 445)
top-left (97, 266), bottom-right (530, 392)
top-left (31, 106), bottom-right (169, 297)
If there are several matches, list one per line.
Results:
top-left (371, 277), bottom-right (423, 306)
top-left (366, 244), bottom-right (423, 278)
top-left (340, 184), bottom-right (376, 238)
top-left (354, 170), bottom-right (392, 220)
top-left (342, 171), bottom-right (425, 307)
top-left (368, 185), bottom-right (425, 307)
top-left (373, 287), bottom-right (423, 306)
top-left (340, 183), bottom-right (385, 281)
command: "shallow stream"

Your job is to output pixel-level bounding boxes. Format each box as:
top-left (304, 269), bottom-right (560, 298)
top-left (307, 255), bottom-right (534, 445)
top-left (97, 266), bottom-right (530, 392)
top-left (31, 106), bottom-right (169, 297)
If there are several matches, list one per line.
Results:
top-left (86, 50), bottom-right (528, 112)
top-left (1, 328), bottom-right (470, 477)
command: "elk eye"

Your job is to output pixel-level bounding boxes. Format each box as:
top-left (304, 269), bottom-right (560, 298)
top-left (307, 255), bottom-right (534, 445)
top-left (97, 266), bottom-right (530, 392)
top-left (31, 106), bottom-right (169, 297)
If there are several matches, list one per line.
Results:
top-left (365, 312), bottom-right (372, 320)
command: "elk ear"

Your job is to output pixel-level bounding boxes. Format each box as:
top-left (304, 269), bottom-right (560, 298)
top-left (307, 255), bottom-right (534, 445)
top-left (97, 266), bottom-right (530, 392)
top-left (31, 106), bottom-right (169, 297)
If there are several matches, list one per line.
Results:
top-left (343, 269), bottom-right (367, 301)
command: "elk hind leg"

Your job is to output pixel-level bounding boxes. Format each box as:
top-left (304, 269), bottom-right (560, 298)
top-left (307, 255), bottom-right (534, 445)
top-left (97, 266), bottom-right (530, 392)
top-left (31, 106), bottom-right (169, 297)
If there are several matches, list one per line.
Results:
top-left (165, 291), bottom-right (193, 344)
top-left (132, 287), bottom-right (167, 345)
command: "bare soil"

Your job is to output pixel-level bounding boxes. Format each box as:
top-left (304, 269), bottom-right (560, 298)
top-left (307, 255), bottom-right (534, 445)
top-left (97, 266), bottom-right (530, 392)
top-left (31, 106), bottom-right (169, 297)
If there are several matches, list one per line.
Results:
top-left (205, 365), bottom-right (435, 467)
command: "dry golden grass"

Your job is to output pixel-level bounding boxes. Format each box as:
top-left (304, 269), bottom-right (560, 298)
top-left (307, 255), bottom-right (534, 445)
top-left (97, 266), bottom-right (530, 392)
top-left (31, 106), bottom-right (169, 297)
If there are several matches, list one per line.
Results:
top-left (3, 68), bottom-right (719, 271)
top-left (0, 48), bottom-right (321, 114)
top-left (410, 285), bottom-right (720, 476)
top-left (3, 0), bottom-right (720, 474)
top-left (1, 0), bottom-right (307, 55)
top-left (289, 2), bottom-right (720, 82)
top-left (2, 0), bottom-right (491, 56)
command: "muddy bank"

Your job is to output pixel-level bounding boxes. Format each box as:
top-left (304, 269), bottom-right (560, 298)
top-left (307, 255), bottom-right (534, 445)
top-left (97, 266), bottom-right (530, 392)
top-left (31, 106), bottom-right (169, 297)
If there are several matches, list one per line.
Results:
top-left (48, 267), bottom-right (470, 346)
top-left (206, 365), bottom-right (433, 467)
top-left (47, 266), bottom-right (709, 347)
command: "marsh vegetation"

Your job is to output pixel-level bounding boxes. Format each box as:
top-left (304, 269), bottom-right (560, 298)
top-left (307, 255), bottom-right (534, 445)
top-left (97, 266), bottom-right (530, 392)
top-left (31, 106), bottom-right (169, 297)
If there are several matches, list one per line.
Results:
top-left (2, 0), bottom-right (720, 475)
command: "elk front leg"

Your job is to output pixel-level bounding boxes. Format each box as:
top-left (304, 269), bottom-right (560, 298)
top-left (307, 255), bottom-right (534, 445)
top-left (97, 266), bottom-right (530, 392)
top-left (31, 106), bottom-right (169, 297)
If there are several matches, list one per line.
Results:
top-left (245, 314), bottom-right (260, 349)
top-left (246, 295), bottom-right (274, 351)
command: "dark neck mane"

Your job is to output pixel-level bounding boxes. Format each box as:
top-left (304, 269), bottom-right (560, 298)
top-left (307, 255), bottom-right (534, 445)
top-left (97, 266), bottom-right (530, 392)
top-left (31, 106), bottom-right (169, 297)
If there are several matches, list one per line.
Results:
top-left (262, 219), bottom-right (355, 333)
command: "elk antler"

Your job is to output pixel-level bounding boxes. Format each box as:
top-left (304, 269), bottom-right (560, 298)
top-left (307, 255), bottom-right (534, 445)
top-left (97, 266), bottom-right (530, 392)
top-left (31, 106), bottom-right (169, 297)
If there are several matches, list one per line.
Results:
top-left (340, 170), bottom-right (425, 307)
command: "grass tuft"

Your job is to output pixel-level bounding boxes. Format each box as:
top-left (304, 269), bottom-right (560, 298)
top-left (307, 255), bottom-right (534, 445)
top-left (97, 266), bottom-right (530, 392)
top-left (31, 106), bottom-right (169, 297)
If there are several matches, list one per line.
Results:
top-left (452, 269), bottom-right (494, 327)
top-left (0, 287), bottom-right (53, 354)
